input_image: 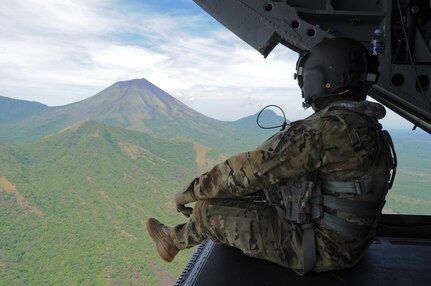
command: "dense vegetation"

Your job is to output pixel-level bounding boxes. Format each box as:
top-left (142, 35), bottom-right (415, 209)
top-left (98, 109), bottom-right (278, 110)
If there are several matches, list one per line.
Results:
top-left (0, 121), bottom-right (429, 285)
top-left (0, 121), bottom-right (200, 285)
top-left (0, 81), bottom-right (429, 285)
top-left (384, 130), bottom-right (431, 215)
top-left (0, 80), bottom-right (284, 286)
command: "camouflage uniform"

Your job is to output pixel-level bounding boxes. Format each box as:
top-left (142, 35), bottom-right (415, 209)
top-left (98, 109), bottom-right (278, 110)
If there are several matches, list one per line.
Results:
top-left (171, 100), bottom-right (390, 272)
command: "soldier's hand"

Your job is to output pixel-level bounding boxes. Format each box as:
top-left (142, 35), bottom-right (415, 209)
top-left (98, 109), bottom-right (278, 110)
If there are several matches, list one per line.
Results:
top-left (175, 192), bottom-right (193, 217)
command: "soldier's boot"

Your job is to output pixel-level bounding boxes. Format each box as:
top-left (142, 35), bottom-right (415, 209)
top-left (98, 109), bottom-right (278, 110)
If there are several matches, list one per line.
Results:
top-left (146, 218), bottom-right (180, 262)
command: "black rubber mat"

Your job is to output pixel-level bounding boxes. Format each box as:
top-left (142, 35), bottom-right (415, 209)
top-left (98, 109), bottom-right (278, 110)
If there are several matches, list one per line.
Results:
top-left (183, 241), bottom-right (431, 286)
top-left (176, 215), bottom-right (431, 286)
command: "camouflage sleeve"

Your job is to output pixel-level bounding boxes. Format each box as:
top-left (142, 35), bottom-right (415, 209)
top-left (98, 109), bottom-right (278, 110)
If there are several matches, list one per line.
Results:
top-left (182, 118), bottom-right (324, 202)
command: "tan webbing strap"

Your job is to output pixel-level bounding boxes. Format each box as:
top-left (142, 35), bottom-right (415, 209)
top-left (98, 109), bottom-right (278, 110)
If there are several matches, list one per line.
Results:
top-left (321, 179), bottom-right (369, 194)
top-left (321, 213), bottom-right (371, 238)
top-left (274, 206), bottom-right (317, 276)
top-left (322, 195), bottom-right (380, 217)
top-left (301, 223), bottom-right (316, 275)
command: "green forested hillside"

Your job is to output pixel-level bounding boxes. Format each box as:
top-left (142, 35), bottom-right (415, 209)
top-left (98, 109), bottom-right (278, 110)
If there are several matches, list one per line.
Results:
top-left (0, 79), bottom-right (283, 286)
top-left (384, 130), bottom-right (431, 215)
top-left (0, 122), bottom-right (429, 286)
top-left (0, 121), bottom-right (209, 285)
top-left (0, 84), bottom-right (430, 286)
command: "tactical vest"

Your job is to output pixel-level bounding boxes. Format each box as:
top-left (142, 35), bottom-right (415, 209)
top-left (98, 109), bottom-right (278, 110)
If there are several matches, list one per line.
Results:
top-left (263, 110), bottom-right (397, 275)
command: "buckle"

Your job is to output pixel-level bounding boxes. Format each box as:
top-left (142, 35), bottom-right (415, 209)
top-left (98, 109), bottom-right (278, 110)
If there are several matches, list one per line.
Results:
top-left (301, 223), bottom-right (314, 231)
top-left (354, 180), bottom-right (364, 195)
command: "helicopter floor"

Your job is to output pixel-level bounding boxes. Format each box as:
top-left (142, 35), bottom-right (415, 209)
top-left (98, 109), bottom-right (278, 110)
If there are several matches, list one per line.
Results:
top-left (175, 215), bottom-right (431, 286)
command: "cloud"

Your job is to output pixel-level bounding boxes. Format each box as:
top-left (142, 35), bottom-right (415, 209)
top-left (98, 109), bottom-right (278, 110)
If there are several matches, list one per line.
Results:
top-left (0, 0), bottom-right (113, 37)
top-left (0, 0), bottom-right (121, 102)
top-left (0, 0), bottom-right (300, 111)
top-left (0, 0), bottom-right (414, 128)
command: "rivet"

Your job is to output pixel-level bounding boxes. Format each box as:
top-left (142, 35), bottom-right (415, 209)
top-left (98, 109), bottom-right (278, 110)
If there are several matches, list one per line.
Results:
top-left (325, 83), bottom-right (331, 88)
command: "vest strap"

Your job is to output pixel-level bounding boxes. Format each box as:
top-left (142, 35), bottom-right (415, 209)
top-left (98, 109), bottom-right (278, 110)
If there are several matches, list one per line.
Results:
top-left (274, 206), bottom-right (316, 276)
top-left (322, 178), bottom-right (369, 195)
top-left (323, 195), bottom-right (380, 217)
top-left (321, 212), bottom-right (371, 238)
top-left (301, 223), bottom-right (316, 275)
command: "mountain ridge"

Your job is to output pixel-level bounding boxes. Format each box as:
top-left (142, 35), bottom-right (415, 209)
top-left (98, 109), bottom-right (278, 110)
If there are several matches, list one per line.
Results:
top-left (0, 96), bottom-right (48, 122)
top-left (0, 78), bottom-right (283, 153)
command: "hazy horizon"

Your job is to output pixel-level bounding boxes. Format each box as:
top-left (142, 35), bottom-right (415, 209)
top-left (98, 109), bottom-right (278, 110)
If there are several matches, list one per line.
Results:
top-left (0, 0), bottom-right (420, 130)
top-left (0, 78), bottom-right (423, 132)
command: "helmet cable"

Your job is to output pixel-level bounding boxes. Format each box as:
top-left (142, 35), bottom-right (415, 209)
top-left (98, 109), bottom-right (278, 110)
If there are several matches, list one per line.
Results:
top-left (256, 105), bottom-right (287, 131)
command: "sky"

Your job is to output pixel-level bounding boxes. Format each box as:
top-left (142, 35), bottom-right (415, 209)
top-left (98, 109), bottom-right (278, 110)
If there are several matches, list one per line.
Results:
top-left (0, 0), bottom-right (416, 129)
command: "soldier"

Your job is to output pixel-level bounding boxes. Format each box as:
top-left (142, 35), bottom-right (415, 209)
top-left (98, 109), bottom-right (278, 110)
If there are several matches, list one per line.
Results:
top-left (146, 38), bottom-right (397, 274)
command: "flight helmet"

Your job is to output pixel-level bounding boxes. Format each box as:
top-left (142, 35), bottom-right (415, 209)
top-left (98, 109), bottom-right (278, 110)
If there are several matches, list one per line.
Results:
top-left (295, 38), bottom-right (375, 109)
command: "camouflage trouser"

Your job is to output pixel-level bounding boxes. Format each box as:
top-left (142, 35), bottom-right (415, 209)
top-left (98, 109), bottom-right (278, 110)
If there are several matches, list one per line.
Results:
top-left (171, 199), bottom-right (303, 269)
